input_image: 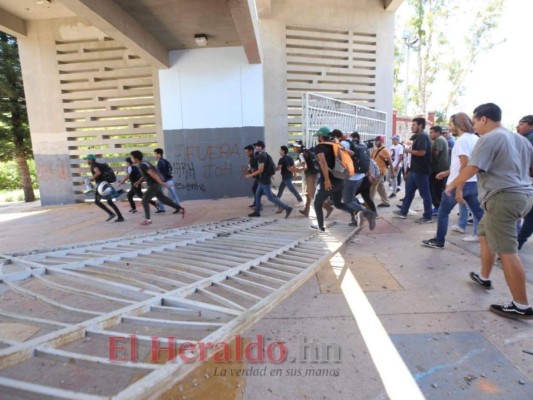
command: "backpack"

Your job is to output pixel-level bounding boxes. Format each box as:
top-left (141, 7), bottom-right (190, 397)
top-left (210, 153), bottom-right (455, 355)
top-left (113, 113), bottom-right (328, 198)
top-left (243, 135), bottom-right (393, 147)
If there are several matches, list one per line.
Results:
top-left (129, 165), bottom-right (141, 183)
top-left (367, 158), bottom-right (380, 183)
top-left (323, 142), bottom-right (354, 180)
top-left (99, 163), bottom-right (117, 183)
top-left (345, 140), bottom-right (370, 174)
top-left (264, 153), bottom-right (276, 176)
top-left (303, 148), bottom-right (320, 175)
top-left (160, 159), bottom-right (173, 180)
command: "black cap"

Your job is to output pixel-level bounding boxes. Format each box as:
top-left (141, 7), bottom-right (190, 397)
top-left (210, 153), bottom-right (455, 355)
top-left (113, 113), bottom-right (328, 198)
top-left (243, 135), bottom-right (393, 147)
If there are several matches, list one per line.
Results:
top-left (253, 140), bottom-right (265, 148)
top-left (244, 144), bottom-right (254, 150)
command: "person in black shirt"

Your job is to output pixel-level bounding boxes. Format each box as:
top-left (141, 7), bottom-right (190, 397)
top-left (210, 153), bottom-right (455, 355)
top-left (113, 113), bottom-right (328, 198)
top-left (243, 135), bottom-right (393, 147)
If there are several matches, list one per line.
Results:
top-left (130, 150), bottom-right (184, 225)
top-left (275, 146), bottom-right (303, 212)
top-left (244, 144), bottom-right (259, 208)
top-left (245, 141), bottom-right (293, 218)
top-left (84, 154), bottom-right (124, 222)
top-left (154, 148), bottom-right (180, 214)
top-left (394, 117), bottom-right (433, 223)
top-left (117, 157), bottom-right (159, 214)
top-left (311, 127), bottom-right (358, 231)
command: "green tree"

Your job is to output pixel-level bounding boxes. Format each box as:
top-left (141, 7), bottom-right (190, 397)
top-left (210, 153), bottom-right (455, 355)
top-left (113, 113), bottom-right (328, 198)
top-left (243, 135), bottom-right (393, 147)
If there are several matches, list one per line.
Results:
top-left (395, 0), bottom-right (504, 117)
top-left (0, 32), bottom-right (35, 202)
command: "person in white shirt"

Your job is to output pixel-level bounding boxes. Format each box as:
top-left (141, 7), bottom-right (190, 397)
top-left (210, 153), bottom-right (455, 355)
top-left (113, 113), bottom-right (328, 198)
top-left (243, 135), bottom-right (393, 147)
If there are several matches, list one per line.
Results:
top-left (422, 112), bottom-right (483, 249)
top-left (388, 135), bottom-right (404, 198)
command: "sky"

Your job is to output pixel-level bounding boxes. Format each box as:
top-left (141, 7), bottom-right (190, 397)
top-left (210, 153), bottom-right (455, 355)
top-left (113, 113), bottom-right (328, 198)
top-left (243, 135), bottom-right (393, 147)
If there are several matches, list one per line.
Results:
top-left (397, 0), bottom-right (532, 129)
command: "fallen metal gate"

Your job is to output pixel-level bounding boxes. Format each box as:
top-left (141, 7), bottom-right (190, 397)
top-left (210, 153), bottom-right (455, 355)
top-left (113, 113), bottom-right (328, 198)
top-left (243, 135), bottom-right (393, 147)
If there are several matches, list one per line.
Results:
top-left (0, 218), bottom-right (357, 399)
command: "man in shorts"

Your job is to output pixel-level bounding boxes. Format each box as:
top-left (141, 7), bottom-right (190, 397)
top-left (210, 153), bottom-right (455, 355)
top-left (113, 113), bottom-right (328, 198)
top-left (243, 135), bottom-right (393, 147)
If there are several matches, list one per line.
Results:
top-left (445, 103), bottom-right (533, 320)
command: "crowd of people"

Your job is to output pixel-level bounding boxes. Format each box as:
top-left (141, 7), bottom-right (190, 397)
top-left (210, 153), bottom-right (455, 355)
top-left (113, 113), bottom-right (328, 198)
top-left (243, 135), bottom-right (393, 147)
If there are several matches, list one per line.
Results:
top-left (84, 102), bottom-right (533, 320)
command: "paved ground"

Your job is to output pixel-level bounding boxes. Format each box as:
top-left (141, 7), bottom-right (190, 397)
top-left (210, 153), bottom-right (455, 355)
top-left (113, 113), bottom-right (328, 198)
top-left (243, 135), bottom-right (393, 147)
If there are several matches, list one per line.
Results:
top-left (1, 192), bottom-right (532, 399)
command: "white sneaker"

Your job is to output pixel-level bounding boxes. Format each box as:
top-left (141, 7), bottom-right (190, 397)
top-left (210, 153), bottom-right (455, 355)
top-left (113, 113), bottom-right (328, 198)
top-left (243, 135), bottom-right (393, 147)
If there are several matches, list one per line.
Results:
top-left (462, 234), bottom-right (479, 242)
top-left (451, 224), bottom-right (465, 234)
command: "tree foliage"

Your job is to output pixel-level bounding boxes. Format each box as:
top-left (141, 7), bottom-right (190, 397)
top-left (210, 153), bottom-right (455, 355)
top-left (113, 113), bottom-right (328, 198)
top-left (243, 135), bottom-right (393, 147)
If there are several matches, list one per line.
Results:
top-left (396, 0), bottom-right (505, 118)
top-left (0, 32), bottom-right (35, 201)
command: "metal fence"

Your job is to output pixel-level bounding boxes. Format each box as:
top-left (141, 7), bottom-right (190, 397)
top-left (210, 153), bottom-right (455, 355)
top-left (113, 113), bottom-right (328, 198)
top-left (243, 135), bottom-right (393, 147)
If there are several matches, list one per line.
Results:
top-left (302, 92), bottom-right (388, 147)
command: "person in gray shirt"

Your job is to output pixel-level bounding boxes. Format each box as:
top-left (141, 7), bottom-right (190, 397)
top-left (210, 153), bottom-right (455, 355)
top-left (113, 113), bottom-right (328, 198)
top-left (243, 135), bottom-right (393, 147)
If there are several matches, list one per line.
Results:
top-left (446, 103), bottom-right (533, 320)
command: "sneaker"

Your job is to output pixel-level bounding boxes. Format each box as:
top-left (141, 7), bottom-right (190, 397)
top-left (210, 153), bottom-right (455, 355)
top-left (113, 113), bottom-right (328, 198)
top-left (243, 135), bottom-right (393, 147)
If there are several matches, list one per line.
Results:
top-left (310, 224), bottom-right (325, 232)
top-left (325, 207), bottom-right (334, 219)
top-left (275, 207), bottom-right (283, 214)
top-left (470, 272), bottom-right (492, 289)
top-left (415, 217), bottom-right (432, 224)
top-left (489, 302), bottom-right (533, 320)
top-left (396, 188), bottom-right (401, 193)
top-left (299, 210), bottom-right (309, 217)
top-left (155, 209), bottom-right (166, 213)
top-left (451, 224), bottom-right (465, 234)
top-left (393, 210), bottom-right (407, 219)
top-left (249, 203), bottom-right (256, 208)
top-left (350, 211), bottom-right (361, 228)
top-left (285, 207), bottom-right (293, 219)
top-left (106, 213), bottom-right (116, 222)
top-left (128, 209), bottom-right (135, 213)
top-left (248, 212), bottom-right (260, 217)
top-left (422, 238), bottom-right (444, 249)
top-left (377, 203), bottom-right (390, 208)
top-left (388, 193), bottom-right (396, 198)
top-left (365, 211), bottom-right (377, 231)
top-left (140, 220), bottom-right (152, 226)
top-left (462, 235), bottom-right (480, 243)
top-left (115, 217), bottom-right (125, 222)
top-left (432, 207), bottom-right (439, 216)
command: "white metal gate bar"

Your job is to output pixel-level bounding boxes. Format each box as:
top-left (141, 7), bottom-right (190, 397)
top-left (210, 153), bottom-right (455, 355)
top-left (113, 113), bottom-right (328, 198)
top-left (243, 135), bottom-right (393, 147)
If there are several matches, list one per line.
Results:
top-left (0, 218), bottom-right (359, 399)
top-left (302, 92), bottom-right (387, 147)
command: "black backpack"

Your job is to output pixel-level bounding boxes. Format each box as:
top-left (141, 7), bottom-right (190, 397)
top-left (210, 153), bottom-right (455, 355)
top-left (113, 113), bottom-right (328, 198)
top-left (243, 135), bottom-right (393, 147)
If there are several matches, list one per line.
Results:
top-left (160, 158), bottom-right (173, 180)
top-left (345, 140), bottom-right (370, 174)
top-left (98, 162), bottom-right (117, 183)
top-left (303, 148), bottom-right (320, 175)
top-left (264, 153), bottom-right (276, 176)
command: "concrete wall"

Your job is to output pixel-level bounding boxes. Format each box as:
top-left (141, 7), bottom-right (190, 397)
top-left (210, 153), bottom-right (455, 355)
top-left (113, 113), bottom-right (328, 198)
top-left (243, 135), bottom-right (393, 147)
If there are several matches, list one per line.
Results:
top-left (258, 0), bottom-right (396, 154)
top-left (158, 47), bottom-right (264, 200)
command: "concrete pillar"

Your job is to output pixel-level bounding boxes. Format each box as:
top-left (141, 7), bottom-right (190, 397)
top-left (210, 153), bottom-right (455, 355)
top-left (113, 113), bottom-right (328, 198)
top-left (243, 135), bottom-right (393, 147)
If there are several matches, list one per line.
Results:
top-left (18, 19), bottom-right (74, 205)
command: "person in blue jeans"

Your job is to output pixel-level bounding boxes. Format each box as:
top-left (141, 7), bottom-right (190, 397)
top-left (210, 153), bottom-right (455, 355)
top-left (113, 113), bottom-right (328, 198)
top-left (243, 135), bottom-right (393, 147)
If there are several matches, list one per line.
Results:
top-left (393, 117), bottom-right (433, 223)
top-left (276, 146), bottom-right (303, 212)
top-left (245, 141), bottom-right (293, 219)
top-left (154, 148), bottom-right (181, 214)
top-left (422, 113), bottom-right (483, 249)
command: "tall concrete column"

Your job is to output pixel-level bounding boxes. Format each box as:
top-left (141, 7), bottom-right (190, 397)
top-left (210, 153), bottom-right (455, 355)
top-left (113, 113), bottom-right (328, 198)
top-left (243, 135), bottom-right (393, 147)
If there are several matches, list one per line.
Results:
top-left (18, 19), bottom-right (74, 205)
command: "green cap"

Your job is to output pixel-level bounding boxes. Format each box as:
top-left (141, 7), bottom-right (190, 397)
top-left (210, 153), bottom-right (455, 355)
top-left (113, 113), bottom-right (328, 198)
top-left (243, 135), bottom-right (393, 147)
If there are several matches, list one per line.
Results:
top-left (84, 154), bottom-right (96, 160)
top-left (313, 127), bottom-right (331, 137)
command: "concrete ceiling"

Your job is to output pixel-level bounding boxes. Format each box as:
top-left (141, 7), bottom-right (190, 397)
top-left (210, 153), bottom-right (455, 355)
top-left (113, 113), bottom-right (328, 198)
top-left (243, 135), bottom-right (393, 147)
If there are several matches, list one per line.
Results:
top-left (0, 0), bottom-right (260, 67)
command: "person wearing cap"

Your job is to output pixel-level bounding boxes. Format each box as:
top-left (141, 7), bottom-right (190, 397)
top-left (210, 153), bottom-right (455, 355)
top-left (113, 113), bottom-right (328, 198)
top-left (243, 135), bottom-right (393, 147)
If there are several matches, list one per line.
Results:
top-left (311, 127), bottom-right (357, 231)
top-left (292, 141), bottom-right (333, 218)
top-left (84, 154), bottom-right (125, 222)
top-left (388, 135), bottom-right (404, 197)
top-left (275, 146), bottom-right (304, 212)
top-left (393, 117), bottom-right (433, 223)
top-left (245, 141), bottom-right (293, 219)
top-left (370, 135), bottom-right (392, 208)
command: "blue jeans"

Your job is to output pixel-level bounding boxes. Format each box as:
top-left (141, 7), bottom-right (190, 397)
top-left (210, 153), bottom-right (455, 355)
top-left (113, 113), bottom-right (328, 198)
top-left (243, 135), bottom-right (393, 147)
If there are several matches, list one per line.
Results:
top-left (518, 206), bottom-right (533, 246)
top-left (342, 178), bottom-right (365, 213)
top-left (255, 182), bottom-right (291, 214)
top-left (435, 182), bottom-right (484, 244)
top-left (400, 172), bottom-right (433, 219)
top-left (458, 203), bottom-right (480, 234)
top-left (157, 179), bottom-right (180, 211)
top-left (277, 178), bottom-right (303, 202)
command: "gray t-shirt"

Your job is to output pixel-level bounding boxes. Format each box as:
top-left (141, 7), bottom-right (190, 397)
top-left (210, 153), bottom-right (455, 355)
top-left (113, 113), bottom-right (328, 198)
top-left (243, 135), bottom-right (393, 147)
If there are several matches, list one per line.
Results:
top-left (469, 127), bottom-right (533, 204)
top-left (431, 136), bottom-right (449, 173)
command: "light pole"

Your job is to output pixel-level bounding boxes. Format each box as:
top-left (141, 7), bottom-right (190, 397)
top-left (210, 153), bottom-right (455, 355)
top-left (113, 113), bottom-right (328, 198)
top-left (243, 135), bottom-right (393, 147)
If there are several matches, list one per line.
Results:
top-left (402, 30), bottom-right (418, 116)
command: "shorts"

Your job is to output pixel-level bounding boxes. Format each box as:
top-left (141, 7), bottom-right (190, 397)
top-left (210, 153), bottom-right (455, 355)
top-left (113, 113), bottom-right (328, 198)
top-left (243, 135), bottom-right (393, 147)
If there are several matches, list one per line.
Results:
top-left (477, 191), bottom-right (533, 254)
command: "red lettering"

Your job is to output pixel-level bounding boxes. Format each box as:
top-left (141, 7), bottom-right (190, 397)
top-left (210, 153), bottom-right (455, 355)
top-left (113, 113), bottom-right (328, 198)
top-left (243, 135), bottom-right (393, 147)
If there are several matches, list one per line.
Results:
top-left (235, 335), bottom-right (243, 362)
top-left (266, 341), bottom-right (287, 363)
top-left (130, 335), bottom-right (137, 362)
top-left (151, 337), bottom-right (176, 362)
top-left (198, 341), bottom-right (212, 361)
top-left (109, 336), bottom-right (127, 362)
top-left (244, 335), bottom-right (264, 363)
top-left (213, 342), bottom-right (232, 363)
top-left (178, 342), bottom-right (197, 362)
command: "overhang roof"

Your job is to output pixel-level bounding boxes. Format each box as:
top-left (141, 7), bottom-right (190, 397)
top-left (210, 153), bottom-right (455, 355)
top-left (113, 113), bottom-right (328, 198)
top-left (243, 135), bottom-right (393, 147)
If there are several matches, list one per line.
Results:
top-left (0, 0), bottom-right (260, 68)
